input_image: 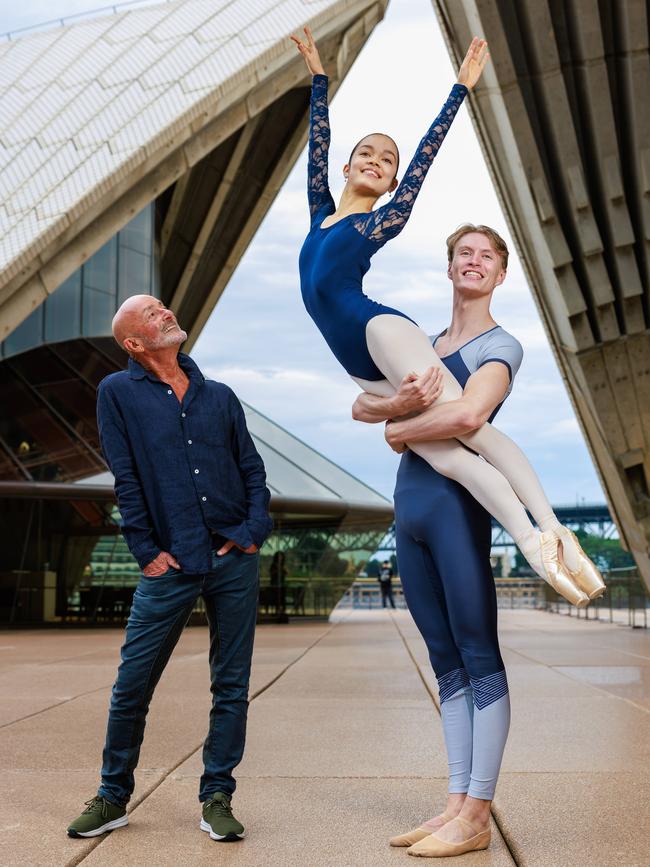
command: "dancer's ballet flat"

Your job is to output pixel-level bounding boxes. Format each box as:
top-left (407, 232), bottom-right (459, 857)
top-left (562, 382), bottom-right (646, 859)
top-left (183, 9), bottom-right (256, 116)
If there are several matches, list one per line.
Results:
top-left (555, 526), bottom-right (606, 600)
top-left (539, 531), bottom-right (589, 608)
top-left (407, 817), bottom-right (490, 857)
top-left (390, 814), bottom-right (455, 847)
top-left (389, 826), bottom-right (434, 847)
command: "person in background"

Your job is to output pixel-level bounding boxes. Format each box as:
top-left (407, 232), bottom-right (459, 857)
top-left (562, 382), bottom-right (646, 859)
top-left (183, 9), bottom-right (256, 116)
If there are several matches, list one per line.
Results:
top-left (378, 560), bottom-right (396, 609)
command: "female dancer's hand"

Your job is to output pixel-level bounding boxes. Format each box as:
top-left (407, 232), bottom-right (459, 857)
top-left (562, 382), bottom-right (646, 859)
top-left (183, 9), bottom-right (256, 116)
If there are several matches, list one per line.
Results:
top-left (290, 25), bottom-right (325, 76)
top-left (392, 367), bottom-right (443, 417)
top-left (456, 37), bottom-right (489, 90)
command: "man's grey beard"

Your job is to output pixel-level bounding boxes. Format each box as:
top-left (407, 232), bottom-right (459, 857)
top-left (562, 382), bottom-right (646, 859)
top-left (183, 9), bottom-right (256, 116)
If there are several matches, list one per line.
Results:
top-left (144, 328), bottom-right (188, 350)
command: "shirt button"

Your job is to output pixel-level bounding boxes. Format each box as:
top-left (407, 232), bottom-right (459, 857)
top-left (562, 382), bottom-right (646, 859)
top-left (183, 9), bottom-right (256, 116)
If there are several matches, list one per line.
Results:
top-left (201, 496), bottom-right (207, 502)
top-left (187, 439), bottom-right (192, 445)
top-left (181, 412), bottom-right (186, 418)
top-left (194, 468), bottom-right (199, 474)
top-left (167, 389), bottom-right (172, 395)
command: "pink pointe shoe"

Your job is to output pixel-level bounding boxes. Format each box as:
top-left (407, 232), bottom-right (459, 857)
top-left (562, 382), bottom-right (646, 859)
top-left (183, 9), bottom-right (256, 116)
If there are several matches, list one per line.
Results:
top-left (539, 531), bottom-right (589, 608)
top-left (555, 526), bottom-right (606, 600)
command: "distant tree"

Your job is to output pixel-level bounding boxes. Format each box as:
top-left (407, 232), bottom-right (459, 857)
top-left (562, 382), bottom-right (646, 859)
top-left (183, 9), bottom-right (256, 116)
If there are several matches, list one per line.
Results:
top-left (365, 559), bottom-right (380, 578)
top-left (572, 530), bottom-right (634, 571)
top-left (291, 532), bottom-right (348, 576)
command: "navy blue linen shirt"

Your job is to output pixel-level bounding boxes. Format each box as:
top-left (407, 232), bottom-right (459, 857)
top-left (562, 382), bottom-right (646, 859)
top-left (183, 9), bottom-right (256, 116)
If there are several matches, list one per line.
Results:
top-left (96, 353), bottom-right (273, 574)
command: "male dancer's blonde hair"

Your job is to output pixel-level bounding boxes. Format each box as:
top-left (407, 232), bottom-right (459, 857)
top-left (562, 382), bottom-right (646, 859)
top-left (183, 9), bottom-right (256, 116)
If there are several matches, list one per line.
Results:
top-left (446, 224), bottom-right (509, 270)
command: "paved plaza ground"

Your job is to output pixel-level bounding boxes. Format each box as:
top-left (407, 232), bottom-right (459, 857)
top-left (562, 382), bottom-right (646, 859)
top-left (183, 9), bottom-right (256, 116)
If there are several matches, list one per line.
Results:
top-left (1, 608), bottom-right (649, 866)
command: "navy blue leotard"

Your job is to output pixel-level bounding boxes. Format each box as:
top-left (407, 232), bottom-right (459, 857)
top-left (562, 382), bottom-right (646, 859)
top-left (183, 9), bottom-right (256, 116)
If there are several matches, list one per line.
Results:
top-left (395, 326), bottom-right (523, 800)
top-left (299, 75), bottom-right (468, 381)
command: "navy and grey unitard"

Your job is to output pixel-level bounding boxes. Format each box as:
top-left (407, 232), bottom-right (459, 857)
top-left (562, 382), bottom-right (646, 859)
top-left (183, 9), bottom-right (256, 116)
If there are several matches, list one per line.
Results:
top-left (395, 326), bottom-right (523, 800)
top-left (299, 74), bottom-right (468, 381)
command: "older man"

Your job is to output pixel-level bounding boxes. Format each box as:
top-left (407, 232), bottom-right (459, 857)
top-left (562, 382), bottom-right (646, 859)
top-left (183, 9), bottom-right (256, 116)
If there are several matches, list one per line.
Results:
top-left (67, 294), bottom-right (272, 843)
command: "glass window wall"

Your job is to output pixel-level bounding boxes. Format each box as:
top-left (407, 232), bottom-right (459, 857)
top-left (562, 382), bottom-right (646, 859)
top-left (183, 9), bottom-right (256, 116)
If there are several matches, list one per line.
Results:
top-left (2, 305), bottom-right (44, 358)
top-left (44, 272), bottom-right (81, 343)
top-left (0, 205), bottom-right (159, 360)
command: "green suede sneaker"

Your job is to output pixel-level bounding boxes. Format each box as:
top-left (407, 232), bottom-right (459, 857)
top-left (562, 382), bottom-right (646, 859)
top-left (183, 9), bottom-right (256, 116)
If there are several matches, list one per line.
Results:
top-left (67, 795), bottom-right (128, 838)
top-left (200, 792), bottom-right (245, 841)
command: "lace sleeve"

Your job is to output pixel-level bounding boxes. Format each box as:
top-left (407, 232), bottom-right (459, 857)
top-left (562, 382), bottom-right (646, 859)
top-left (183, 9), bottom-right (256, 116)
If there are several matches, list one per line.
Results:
top-left (353, 83), bottom-right (468, 244)
top-left (308, 74), bottom-right (335, 221)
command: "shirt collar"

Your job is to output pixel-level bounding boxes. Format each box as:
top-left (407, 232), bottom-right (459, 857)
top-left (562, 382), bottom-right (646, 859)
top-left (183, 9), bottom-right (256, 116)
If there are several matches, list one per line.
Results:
top-left (127, 352), bottom-right (204, 384)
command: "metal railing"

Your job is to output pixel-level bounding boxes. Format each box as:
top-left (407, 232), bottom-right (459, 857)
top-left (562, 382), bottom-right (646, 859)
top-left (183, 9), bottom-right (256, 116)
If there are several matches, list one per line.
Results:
top-left (3, 567), bottom-right (648, 627)
top-left (543, 567), bottom-right (649, 628)
top-left (335, 580), bottom-right (408, 610)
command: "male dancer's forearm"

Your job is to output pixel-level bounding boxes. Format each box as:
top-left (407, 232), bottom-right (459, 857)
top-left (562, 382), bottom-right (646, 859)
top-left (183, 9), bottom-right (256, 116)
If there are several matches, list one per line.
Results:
top-left (387, 398), bottom-right (489, 444)
top-left (352, 392), bottom-right (399, 423)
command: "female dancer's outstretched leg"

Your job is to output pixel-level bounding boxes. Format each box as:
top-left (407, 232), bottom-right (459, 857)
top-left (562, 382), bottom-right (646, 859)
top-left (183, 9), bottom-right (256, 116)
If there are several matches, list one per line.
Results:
top-left (358, 315), bottom-right (584, 594)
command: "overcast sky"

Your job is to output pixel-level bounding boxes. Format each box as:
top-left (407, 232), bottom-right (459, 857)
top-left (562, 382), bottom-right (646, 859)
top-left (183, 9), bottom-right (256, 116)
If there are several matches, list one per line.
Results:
top-left (2, 0), bottom-right (605, 504)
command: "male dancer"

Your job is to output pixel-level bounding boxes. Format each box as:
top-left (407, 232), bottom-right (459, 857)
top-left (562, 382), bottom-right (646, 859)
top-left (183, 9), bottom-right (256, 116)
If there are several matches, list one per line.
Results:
top-left (353, 225), bottom-right (521, 858)
top-left (67, 294), bottom-right (273, 842)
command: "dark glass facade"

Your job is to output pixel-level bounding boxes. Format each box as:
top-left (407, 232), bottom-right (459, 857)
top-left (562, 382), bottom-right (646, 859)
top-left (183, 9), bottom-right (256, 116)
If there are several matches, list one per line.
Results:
top-left (0, 205), bottom-right (158, 359)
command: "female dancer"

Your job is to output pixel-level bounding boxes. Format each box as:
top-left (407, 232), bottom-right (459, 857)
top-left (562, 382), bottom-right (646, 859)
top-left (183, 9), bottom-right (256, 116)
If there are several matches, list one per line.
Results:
top-left (290, 28), bottom-right (604, 605)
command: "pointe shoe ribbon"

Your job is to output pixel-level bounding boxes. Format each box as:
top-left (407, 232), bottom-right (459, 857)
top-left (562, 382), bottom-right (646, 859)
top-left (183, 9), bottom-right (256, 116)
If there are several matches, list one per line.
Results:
top-left (555, 527), bottom-right (606, 600)
top-left (407, 816), bottom-right (490, 857)
top-left (539, 531), bottom-right (589, 608)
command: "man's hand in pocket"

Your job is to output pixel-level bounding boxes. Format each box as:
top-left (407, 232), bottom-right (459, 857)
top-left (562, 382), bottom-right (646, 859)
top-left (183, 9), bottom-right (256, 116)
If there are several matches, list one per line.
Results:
top-left (216, 540), bottom-right (259, 556)
top-left (142, 551), bottom-right (181, 576)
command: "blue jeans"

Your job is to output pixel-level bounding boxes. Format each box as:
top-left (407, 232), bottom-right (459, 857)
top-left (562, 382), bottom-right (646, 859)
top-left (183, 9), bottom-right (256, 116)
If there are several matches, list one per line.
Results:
top-left (98, 548), bottom-right (259, 806)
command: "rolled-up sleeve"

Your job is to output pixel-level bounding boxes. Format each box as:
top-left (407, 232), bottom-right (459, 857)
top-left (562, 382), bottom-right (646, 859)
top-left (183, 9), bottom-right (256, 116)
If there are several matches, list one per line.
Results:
top-left (96, 382), bottom-right (161, 568)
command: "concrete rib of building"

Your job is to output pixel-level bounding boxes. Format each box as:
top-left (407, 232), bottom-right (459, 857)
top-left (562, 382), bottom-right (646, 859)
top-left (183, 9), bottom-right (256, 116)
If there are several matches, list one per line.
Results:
top-left (432, 0), bottom-right (650, 588)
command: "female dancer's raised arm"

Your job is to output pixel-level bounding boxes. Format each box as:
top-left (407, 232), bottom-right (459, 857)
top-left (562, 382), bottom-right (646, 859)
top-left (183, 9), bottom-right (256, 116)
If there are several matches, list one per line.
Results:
top-left (291, 28), bottom-right (604, 606)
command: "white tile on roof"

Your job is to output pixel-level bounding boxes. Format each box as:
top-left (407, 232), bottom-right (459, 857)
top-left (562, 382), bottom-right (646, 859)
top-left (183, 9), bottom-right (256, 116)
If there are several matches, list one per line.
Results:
top-left (58, 36), bottom-right (139, 88)
top-left (4, 83), bottom-right (89, 146)
top-left (0, 139), bottom-right (49, 199)
top-left (0, 0), bottom-right (382, 280)
top-left (8, 141), bottom-right (83, 214)
top-left (70, 80), bottom-right (152, 149)
top-left (147, 0), bottom-right (226, 42)
top-left (109, 83), bottom-right (197, 154)
top-left (242, 0), bottom-right (319, 46)
top-left (96, 37), bottom-right (175, 88)
top-left (103, 3), bottom-right (183, 44)
top-left (0, 30), bottom-right (64, 89)
top-left (181, 39), bottom-right (263, 92)
top-left (37, 83), bottom-right (115, 147)
top-left (139, 35), bottom-right (216, 89)
top-left (17, 22), bottom-right (112, 91)
top-left (196, 0), bottom-right (289, 43)
top-left (37, 145), bottom-right (126, 220)
top-left (0, 86), bottom-right (40, 137)
top-left (2, 212), bottom-right (60, 265)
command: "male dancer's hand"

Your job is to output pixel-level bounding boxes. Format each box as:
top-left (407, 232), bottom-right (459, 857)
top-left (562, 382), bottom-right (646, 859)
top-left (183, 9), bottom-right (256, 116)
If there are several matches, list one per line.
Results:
top-left (384, 421), bottom-right (408, 454)
top-left (457, 37), bottom-right (489, 90)
top-left (290, 25), bottom-right (325, 76)
top-left (143, 550), bottom-right (181, 576)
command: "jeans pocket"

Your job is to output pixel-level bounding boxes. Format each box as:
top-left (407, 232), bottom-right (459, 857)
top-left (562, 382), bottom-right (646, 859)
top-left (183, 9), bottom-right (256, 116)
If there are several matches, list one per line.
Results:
top-left (137, 567), bottom-right (179, 596)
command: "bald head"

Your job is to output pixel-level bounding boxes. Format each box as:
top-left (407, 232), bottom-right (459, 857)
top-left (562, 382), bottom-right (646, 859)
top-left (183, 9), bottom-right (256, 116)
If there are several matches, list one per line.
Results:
top-left (112, 294), bottom-right (153, 348)
top-left (112, 295), bottom-right (187, 358)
